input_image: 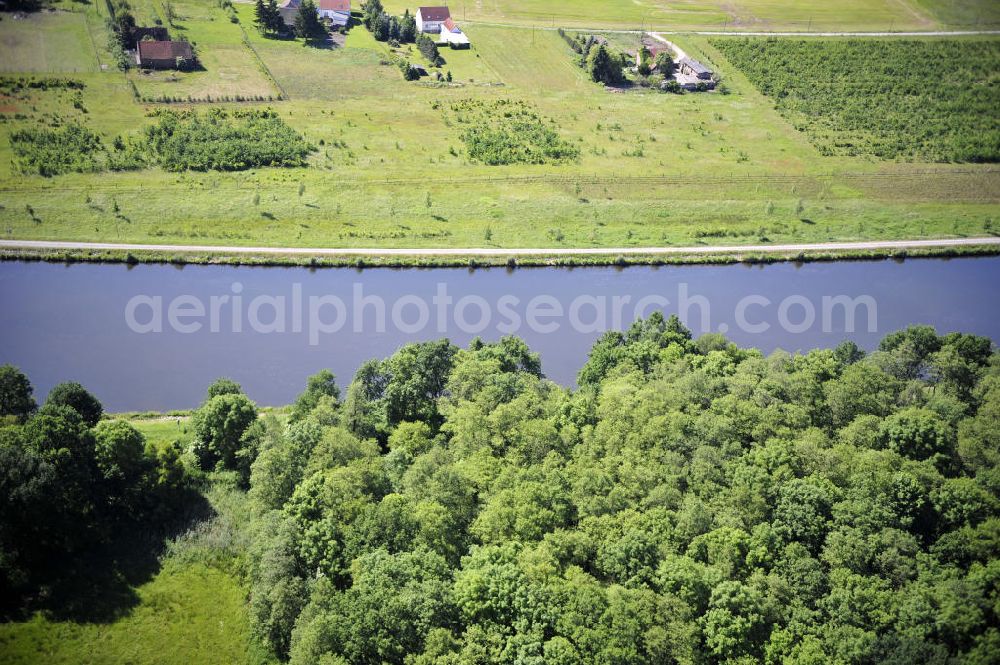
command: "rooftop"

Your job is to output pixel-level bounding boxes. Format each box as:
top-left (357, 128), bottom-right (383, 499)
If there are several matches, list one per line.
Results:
top-left (137, 40), bottom-right (193, 61)
top-left (318, 0), bottom-right (350, 11)
top-left (679, 56), bottom-right (712, 75)
top-left (418, 6), bottom-right (451, 22)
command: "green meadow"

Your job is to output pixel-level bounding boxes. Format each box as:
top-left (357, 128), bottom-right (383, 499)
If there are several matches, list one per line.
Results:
top-left (0, 1), bottom-right (997, 256)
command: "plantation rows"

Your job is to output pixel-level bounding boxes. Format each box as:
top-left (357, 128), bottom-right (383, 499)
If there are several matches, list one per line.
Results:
top-left (713, 38), bottom-right (1000, 163)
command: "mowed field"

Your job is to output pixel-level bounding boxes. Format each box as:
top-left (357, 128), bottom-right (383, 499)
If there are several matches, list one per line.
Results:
top-left (0, 10), bottom-right (100, 73)
top-left (381, 0), bottom-right (938, 31)
top-left (0, 1), bottom-right (997, 253)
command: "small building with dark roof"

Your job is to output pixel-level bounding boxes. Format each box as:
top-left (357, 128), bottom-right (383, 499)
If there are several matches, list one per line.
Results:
top-left (136, 40), bottom-right (194, 70)
top-left (678, 56), bottom-right (712, 80)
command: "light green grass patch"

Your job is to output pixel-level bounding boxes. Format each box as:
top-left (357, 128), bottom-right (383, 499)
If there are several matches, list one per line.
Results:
top-left (0, 562), bottom-right (272, 665)
top-left (911, 0), bottom-right (1000, 27)
top-left (0, 10), bottom-right (99, 73)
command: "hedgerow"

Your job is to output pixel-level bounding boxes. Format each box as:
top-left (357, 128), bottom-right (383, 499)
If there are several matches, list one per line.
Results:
top-left (713, 38), bottom-right (1000, 162)
top-left (446, 99), bottom-right (580, 166)
top-left (143, 108), bottom-right (315, 171)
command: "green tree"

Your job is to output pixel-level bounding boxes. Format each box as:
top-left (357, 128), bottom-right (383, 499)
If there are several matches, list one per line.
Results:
top-left (191, 392), bottom-right (258, 470)
top-left (45, 381), bottom-right (103, 427)
top-left (207, 376), bottom-right (243, 399)
top-left (0, 365), bottom-right (36, 422)
top-left (294, 0), bottom-right (326, 42)
top-left (291, 369), bottom-right (340, 422)
top-left (587, 44), bottom-right (624, 86)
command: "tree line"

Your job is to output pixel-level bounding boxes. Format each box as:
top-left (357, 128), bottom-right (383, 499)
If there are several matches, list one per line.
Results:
top-left (0, 368), bottom-right (193, 618)
top-left (361, 0), bottom-right (416, 44)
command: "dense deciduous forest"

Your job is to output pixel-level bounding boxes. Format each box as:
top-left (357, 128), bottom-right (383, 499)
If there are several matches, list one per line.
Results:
top-left (243, 319), bottom-right (998, 664)
top-left (2, 319), bottom-right (998, 663)
top-left (713, 38), bottom-right (1000, 162)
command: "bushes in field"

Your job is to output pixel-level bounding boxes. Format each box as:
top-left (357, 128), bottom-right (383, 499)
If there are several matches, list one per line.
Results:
top-left (10, 108), bottom-right (312, 175)
top-left (713, 37), bottom-right (1000, 162)
top-left (0, 77), bottom-right (84, 94)
top-left (445, 99), bottom-right (580, 165)
top-left (144, 108), bottom-right (314, 171)
top-left (10, 123), bottom-right (106, 176)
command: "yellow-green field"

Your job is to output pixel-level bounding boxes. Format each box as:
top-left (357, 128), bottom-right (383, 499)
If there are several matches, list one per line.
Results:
top-left (381, 0), bottom-right (941, 31)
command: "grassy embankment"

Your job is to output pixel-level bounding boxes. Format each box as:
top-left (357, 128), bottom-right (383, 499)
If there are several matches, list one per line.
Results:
top-left (0, 416), bottom-right (279, 665)
top-left (0, 1), bottom-right (997, 266)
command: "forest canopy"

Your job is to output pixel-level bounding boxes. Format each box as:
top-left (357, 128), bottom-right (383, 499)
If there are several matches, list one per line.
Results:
top-left (237, 320), bottom-right (1000, 664)
top-left (2, 321), bottom-right (997, 661)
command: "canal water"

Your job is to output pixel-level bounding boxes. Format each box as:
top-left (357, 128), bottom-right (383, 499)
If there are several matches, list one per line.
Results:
top-left (1, 256), bottom-right (998, 411)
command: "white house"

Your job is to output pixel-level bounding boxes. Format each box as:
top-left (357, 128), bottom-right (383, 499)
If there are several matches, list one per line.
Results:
top-left (440, 17), bottom-right (469, 48)
top-left (318, 0), bottom-right (350, 27)
top-left (416, 6), bottom-right (450, 33)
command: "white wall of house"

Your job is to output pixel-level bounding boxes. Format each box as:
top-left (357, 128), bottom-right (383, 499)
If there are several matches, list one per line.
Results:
top-left (416, 11), bottom-right (444, 33)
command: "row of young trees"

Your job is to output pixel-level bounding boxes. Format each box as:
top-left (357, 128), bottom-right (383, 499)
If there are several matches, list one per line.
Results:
top-left (252, 0), bottom-right (285, 36)
top-left (238, 320), bottom-right (999, 663)
top-left (713, 38), bottom-right (1000, 162)
top-left (254, 0), bottom-right (326, 41)
top-left (558, 30), bottom-right (628, 86)
top-left (0, 368), bottom-right (193, 618)
top-left (361, 0), bottom-right (417, 43)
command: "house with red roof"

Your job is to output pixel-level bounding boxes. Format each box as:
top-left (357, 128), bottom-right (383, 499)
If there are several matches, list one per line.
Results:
top-left (317, 0), bottom-right (350, 27)
top-left (440, 16), bottom-right (469, 48)
top-left (416, 6), bottom-right (469, 47)
top-left (136, 40), bottom-right (194, 70)
top-left (415, 6), bottom-right (450, 33)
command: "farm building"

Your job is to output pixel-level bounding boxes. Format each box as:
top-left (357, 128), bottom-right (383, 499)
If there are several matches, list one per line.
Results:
top-left (317, 0), bottom-right (350, 27)
top-left (278, 0), bottom-right (349, 28)
top-left (416, 6), bottom-right (451, 33)
top-left (440, 17), bottom-right (469, 48)
top-left (679, 56), bottom-right (713, 80)
top-left (136, 40), bottom-right (194, 70)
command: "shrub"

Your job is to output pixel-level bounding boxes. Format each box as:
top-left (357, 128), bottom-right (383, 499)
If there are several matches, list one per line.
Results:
top-left (144, 108), bottom-right (314, 171)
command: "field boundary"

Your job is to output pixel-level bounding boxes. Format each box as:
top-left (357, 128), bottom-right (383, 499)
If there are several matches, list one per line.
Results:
top-left (3, 236), bottom-right (999, 257)
top-left (0, 169), bottom-right (996, 193)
